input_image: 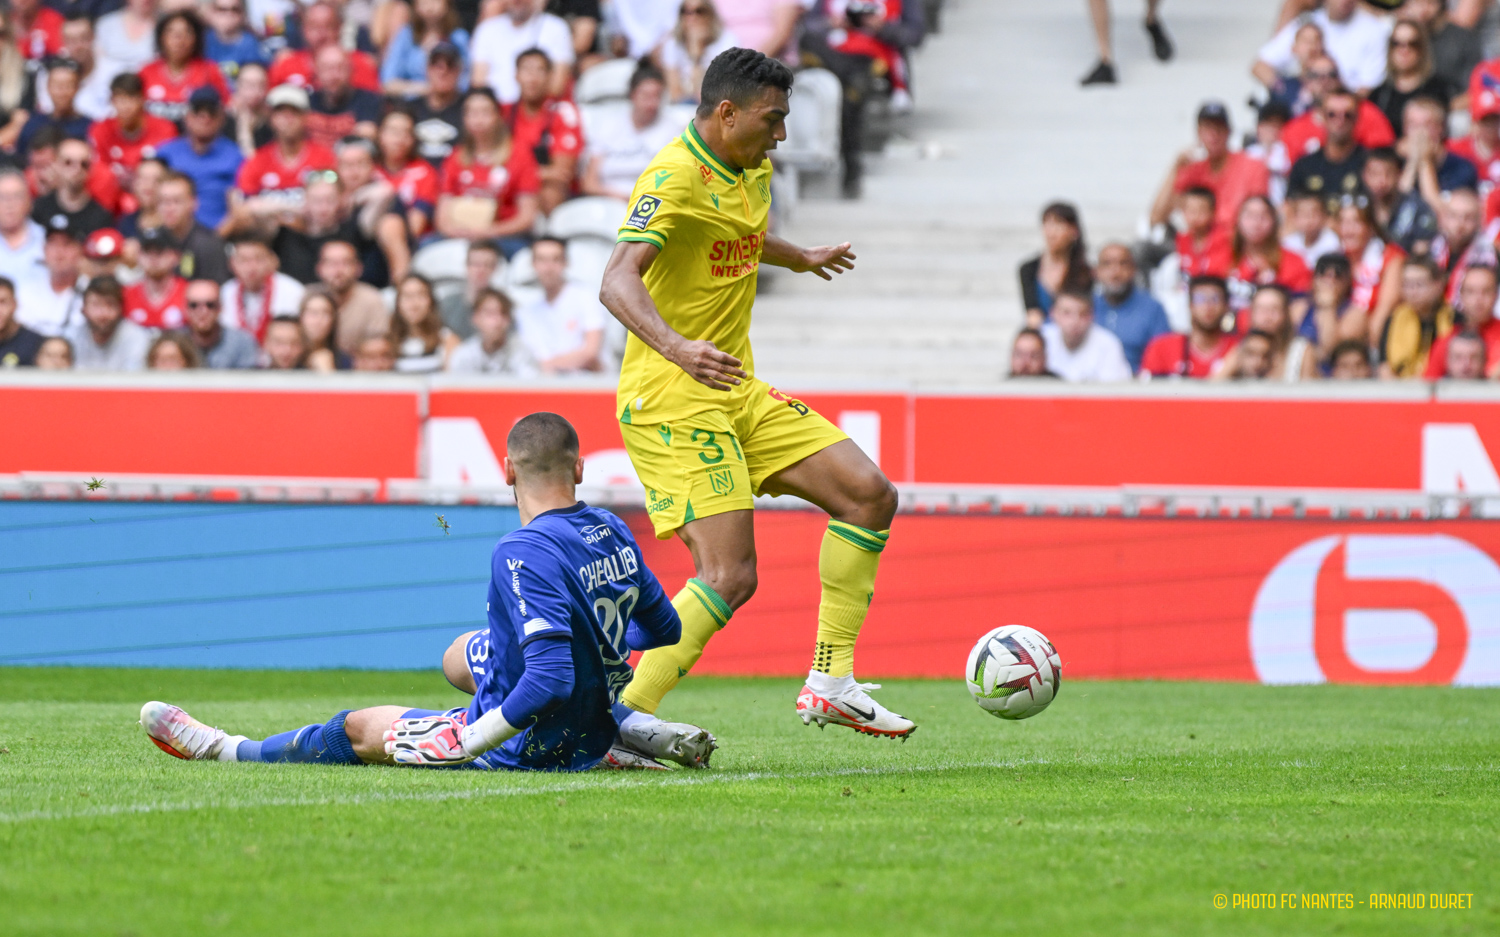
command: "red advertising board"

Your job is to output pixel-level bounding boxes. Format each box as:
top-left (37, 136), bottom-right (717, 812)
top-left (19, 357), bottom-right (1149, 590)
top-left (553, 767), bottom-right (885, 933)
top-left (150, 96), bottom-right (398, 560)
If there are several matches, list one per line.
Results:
top-left (630, 512), bottom-right (1500, 686)
top-left (0, 383), bottom-right (420, 479)
top-left (5, 378), bottom-right (1500, 492)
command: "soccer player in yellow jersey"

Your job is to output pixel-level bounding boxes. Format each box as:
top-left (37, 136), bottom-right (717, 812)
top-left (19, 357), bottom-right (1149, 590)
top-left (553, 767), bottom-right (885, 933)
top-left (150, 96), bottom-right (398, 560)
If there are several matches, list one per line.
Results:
top-left (600, 47), bottom-right (914, 739)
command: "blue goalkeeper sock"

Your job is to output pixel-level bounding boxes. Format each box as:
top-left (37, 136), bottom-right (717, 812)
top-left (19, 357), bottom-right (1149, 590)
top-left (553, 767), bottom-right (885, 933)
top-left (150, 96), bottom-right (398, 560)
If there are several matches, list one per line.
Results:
top-left (234, 710), bottom-right (362, 764)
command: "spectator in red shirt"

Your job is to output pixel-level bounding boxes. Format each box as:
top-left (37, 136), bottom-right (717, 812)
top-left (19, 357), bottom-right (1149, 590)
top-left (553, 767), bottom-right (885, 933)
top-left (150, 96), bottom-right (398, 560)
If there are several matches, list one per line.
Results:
top-left (377, 108), bottom-right (439, 239)
top-left (1435, 329), bottom-right (1488, 379)
top-left (1462, 95), bottom-right (1500, 212)
top-left (1280, 56), bottom-right (1396, 162)
top-left (1149, 101), bottom-right (1269, 233)
top-left (12, 0), bottom-right (62, 61)
top-left (91, 73), bottom-right (179, 192)
top-left (123, 228), bottom-right (189, 329)
top-left (1140, 274), bottom-right (1239, 379)
top-left (227, 84), bottom-right (337, 232)
top-left (305, 45), bottom-right (383, 150)
top-left (268, 1), bottom-right (381, 94)
top-left (1337, 196), bottom-right (1404, 344)
top-left (1426, 263), bottom-right (1500, 379)
top-left (506, 47), bottom-right (584, 215)
top-left (436, 88), bottom-right (540, 256)
top-left (1174, 186), bottom-right (1229, 284)
top-left (138, 12), bottom-right (232, 124)
top-left (1226, 194), bottom-right (1311, 314)
top-left (1429, 187), bottom-right (1492, 305)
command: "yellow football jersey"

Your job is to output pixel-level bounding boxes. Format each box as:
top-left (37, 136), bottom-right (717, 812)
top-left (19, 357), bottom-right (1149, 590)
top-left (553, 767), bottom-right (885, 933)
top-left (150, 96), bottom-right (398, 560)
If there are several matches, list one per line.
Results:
top-left (615, 122), bottom-right (773, 425)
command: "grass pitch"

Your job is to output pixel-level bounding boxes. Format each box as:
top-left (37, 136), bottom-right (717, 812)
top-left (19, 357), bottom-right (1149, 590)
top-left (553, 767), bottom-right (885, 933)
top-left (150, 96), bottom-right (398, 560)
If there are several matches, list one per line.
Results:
top-left (0, 669), bottom-right (1496, 936)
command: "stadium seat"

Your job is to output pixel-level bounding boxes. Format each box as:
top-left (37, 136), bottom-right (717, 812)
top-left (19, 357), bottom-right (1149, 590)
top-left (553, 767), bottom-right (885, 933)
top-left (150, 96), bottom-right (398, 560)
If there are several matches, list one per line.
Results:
top-left (778, 68), bottom-right (842, 190)
top-left (579, 100), bottom-right (629, 146)
top-left (501, 246), bottom-right (536, 288)
top-left (575, 58), bottom-right (636, 103)
top-left (412, 238), bottom-right (487, 282)
top-left (564, 236), bottom-right (613, 290)
top-left (545, 196), bottom-right (627, 240)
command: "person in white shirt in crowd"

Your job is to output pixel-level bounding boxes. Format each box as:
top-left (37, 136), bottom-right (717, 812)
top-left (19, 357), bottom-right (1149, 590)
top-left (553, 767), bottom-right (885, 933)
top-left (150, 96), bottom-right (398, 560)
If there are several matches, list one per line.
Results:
top-left (514, 236), bottom-right (604, 373)
top-left (35, 16), bottom-right (113, 120)
top-left (67, 275), bottom-right (155, 370)
top-left (579, 62), bottom-right (675, 200)
top-left (1256, 0), bottom-right (1391, 96)
top-left (0, 170), bottom-right (45, 290)
top-left (607, 0), bottom-right (677, 59)
top-left (447, 287), bottom-right (537, 374)
top-left (220, 232), bottom-right (306, 344)
top-left (95, 0), bottom-right (162, 85)
top-left (17, 218), bottom-right (86, 337)
top-left (1281, 191), bottom-right (1342, 267)
top-left (658, 0), bottom-right (737, 104)
top-left (471, 0), bottom-right (574, 105)
top-left (1039, 286), bottom-right (1132, 382)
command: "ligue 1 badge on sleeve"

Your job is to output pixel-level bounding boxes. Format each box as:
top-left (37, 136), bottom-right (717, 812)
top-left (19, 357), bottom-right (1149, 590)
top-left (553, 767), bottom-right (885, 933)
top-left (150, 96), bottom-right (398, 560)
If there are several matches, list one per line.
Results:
top-left (626, 194), bottom-right (662, 230)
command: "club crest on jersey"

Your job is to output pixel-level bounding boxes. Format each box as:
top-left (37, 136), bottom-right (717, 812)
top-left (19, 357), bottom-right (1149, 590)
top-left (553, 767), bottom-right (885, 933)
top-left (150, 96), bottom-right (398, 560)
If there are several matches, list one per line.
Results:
top-left (625, 194), bottom-right (662, 230)
top-left (698, 164), bottom-right (713, 184)
top-left (708, 467), bottom-right (735, 496)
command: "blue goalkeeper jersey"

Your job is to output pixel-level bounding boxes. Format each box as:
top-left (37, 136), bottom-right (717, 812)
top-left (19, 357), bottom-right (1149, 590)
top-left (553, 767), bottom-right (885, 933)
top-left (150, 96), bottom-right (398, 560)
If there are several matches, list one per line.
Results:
top-left (468, 502), bottom-right (680, 771)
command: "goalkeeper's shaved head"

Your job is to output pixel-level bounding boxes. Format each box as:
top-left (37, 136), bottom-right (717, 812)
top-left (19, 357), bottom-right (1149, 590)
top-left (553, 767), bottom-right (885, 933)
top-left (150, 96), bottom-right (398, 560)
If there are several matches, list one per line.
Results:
top-left (506, 412), bottom-right (580, 483)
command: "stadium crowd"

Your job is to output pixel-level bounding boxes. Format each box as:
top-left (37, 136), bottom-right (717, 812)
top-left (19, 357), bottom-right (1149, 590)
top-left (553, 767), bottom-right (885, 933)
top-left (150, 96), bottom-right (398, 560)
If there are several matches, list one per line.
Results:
top-left (0, 0), bottom-right (926, 373)
top-left (1015, 0), bottom-right (1500, 383)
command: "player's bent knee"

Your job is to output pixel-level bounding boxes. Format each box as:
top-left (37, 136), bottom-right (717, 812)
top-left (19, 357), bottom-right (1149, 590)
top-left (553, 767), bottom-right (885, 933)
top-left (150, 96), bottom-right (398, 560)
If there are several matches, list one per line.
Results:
top-left (697, 562), bottom-right (757, 610)
top-left (443, 631), bottom-right (479, 695)
top-left (846, 471), bottom-right (898, 529)
top-left (342, 706), bottom-right (407, 763)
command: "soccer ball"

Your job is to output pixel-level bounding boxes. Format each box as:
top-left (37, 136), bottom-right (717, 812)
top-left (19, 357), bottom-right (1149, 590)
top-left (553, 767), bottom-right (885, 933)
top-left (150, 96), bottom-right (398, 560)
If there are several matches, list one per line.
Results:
top-left (965, 625), bottom-right (1061, 720)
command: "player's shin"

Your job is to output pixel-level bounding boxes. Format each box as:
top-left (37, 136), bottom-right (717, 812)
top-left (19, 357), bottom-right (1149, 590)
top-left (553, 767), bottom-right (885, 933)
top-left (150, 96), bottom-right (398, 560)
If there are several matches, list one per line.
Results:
top-left (235, 710), bottom-right (364, 764)
top-left (812, 521), bottom-right (889, 678)
top-left (621, 577), bottom-right (731, 714)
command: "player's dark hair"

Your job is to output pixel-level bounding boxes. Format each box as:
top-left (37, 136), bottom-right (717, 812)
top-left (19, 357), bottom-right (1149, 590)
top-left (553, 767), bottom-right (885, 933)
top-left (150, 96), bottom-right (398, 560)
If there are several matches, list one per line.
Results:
top-left (507, 412), bottom-right (580, 482)
top-left (696, 47), bottom-right (793, 119)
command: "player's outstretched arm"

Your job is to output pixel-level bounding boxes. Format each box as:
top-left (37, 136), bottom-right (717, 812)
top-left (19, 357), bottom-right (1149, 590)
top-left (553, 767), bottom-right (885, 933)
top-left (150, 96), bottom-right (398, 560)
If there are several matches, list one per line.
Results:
top-left (762, 234), bottom-right (857, 281)
top-left (600, 240), bottom-right (749, 391)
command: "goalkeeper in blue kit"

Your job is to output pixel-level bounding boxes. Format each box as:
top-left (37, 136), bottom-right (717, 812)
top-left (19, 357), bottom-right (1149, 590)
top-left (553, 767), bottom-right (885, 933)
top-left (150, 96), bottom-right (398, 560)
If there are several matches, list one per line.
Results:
top-left (140, 413), bottom-right (718, 771)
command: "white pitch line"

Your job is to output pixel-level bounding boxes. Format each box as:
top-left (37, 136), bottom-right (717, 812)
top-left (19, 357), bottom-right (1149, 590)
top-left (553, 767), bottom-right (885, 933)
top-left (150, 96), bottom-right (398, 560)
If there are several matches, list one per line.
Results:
top-left (0, 759), bottom-right (1051, 825)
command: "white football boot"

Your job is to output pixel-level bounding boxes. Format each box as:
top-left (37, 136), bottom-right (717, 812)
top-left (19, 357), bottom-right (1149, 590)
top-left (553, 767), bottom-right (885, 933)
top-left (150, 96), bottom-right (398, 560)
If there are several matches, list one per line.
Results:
top-left (597, 745), bottom-right (671, 770)
top-left (616, 714), bottom-right (717, 768)
top-left (140, 701), bottom-right (229, 760)
top-left (796, 672), bottom-right (917, 740)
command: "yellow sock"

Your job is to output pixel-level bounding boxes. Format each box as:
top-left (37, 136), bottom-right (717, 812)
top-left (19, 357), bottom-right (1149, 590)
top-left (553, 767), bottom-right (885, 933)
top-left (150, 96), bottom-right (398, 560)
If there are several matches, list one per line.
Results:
top-left (811, 521), bottom-right (889, 678)
top-left (621, 578), bottom-right (732, 714)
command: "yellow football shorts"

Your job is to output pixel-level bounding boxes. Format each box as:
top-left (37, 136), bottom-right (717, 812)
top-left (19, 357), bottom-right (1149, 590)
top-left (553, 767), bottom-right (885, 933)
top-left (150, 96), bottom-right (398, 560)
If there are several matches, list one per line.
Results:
top-left (622, 380), bottom-right (849, 539)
